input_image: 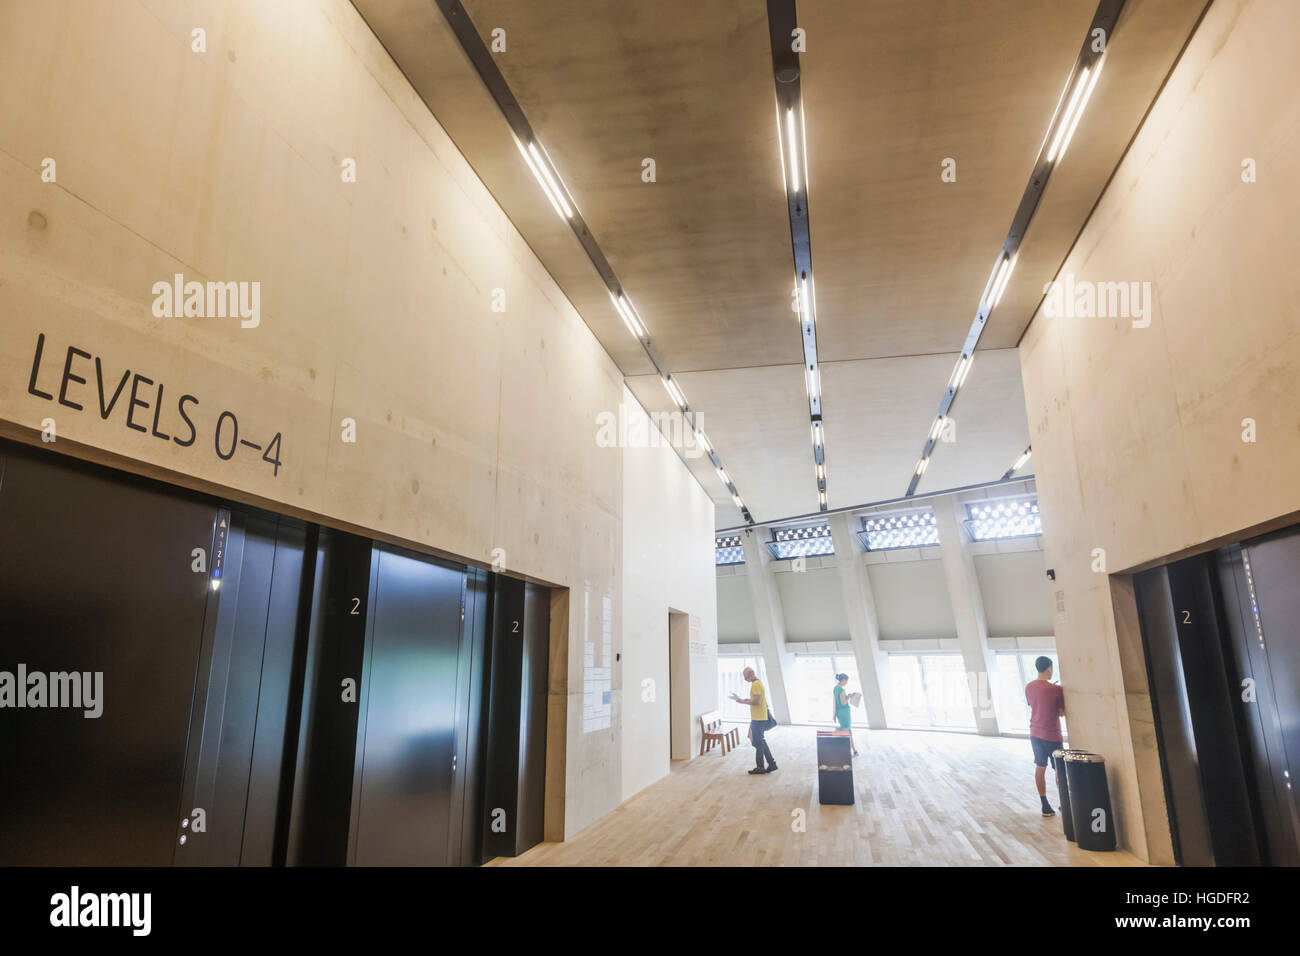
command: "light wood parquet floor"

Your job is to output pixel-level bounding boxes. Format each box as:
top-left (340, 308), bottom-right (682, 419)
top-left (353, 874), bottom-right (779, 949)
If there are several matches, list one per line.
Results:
top-left (491, 726), bottom-right (1147, 866)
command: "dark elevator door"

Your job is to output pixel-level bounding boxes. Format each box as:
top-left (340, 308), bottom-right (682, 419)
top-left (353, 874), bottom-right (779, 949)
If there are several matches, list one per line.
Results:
top-left (0, 444), bottom-right (216, 865)
top-left (349, 545), bottom-right (465, 866)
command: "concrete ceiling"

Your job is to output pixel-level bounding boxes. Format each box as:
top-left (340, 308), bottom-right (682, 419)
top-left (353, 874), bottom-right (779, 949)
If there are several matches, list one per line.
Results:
top-left (353, 0), bottom-right (1208, 528)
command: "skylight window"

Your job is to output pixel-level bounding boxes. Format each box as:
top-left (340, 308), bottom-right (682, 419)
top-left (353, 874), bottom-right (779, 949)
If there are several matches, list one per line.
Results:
top-left (768, 523), bottom-right (834, 559)
top-left (858, 508), bottom-right (940, 551)
top-left (964, 496), bottom-right (1042, 541)
top-left (715, 534), bottom-right (745, 566)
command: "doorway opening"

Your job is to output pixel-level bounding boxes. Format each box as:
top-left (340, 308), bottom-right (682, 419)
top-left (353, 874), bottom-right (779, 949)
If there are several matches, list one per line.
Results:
top-left (668, 610), bottom-right (691, 761)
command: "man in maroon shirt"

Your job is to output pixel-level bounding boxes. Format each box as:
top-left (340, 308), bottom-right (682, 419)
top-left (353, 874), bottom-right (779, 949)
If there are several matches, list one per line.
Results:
top-left (1025, 656), bottom-right (1065, 816)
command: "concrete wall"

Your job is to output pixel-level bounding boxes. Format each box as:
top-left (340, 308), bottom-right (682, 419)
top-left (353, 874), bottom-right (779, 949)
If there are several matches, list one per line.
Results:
top-left (974, 550), bottom-right (1054, 638)
top-left (621, 389), bottom-right (718, 799)
top-left (716, 569), bottom-right (758, 644)
top-left (1018, 0), bottom-right (1300, 861)
top-left (0, 0), bottom-right (715, 840)
top-left (866, 559), bottom-right (958, 640)
top-left (718, 545), bottom-right (1051, 643)
top-left (774, 565), bottom-right (848, 643)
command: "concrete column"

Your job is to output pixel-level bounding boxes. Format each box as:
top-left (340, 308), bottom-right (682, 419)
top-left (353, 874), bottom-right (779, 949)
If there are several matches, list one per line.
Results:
top-left (738, 528), bottom-right (793, 722)
top-left (826, 514), bottom-right (889, 728)
top-left (933, 493), bottom-right (1000, 735)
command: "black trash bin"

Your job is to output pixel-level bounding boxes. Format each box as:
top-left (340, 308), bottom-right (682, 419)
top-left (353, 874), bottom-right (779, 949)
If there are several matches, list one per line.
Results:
top-left (816, 731), bottom-right (853, 805)
top-left (1063, 752), bottom-right (1116, 851)
top-left (1052, 748), bottom-right (1095, 842)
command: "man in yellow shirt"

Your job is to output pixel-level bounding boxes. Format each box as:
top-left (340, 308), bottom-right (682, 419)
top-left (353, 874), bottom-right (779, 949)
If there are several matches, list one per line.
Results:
top-left (729, 666), bottom-right (778, 775)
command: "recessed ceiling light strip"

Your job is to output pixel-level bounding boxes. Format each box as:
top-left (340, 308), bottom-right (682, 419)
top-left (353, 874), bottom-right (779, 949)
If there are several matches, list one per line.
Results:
top-left (435, 0), bottom-right (755, 523)
top-left (1001, 445), bottom-right (1033, 481)
top-left (767, 0), bottom-right (827, 512)
top-left (903, 0), bottom-right (1124, 497)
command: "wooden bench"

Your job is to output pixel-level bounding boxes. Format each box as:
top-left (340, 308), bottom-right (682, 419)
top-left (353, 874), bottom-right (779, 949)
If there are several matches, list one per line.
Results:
top-left (699, 711), bottom-right (741, 756)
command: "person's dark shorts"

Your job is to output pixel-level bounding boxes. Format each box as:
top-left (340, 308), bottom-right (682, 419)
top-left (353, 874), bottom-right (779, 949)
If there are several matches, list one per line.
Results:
top-left (1031, 736), bottom-right (1062, 767)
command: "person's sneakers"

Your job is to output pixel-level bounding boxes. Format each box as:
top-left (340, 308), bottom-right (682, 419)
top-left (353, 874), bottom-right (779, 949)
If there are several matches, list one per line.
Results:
top-left (766, 764), bottom-right (778, 773)
top-left (852, 750), bottom-right (860, 757)
top-left (748, 767), bottom-right (767, 775)
top-left (1041, 802), bottom-right (1056, 817)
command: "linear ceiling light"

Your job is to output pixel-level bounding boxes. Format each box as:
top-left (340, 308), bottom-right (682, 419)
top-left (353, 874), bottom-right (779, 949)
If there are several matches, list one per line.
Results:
top-left (526, 141), bottom-right (573, 217)
top-left (661, 375), bottom-right (687, 410)
top-left (984, 253), bottom-right (1018, 311)
top-left (610, 292), bottom-right (645, 338)
top-left (515, 137), bottom-right (566, 219)
top-left (785, 108), bottom-right (802, 192)
top-left (1056, 57), bottom-right (1105, 163)
top-left (955, 353), bottom-right (974, 390)
top-left (1047, 56), bottom-right (1105, 164)
top-left (768, 3), bottom-right (825, 514)
top-left (947, 354), bottom-right (975, 392)
top-left (1001, 445), bottom-right (1034, 480)
top-left (1047, 67), bottom-right (1092, 162)
top-left (903, 1), bottom-right (1122, 498)
top-left (439, 1), bottom-right (756, 526)
top-left (806, 364), bottom-right (820, 402)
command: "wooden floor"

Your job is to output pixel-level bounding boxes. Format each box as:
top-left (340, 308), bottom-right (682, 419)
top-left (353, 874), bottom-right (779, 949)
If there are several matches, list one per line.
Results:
top-left (492, 726), bottom-right (1146, 866)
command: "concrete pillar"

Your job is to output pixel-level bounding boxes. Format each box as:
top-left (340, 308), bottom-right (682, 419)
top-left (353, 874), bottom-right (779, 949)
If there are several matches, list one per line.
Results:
top-left (738, 528), bottom-right (793, 722)
top-left (826, 513), bottom-right (889, 728)
top-left (933, 493), bottom-right (1000, 735)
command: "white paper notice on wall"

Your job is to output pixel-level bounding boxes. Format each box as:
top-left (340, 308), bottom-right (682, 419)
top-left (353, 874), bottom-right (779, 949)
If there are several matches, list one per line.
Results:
top-left (582, 589), bottom-right (613, 733)
top-left (689, 612), bottom-right (710, 658)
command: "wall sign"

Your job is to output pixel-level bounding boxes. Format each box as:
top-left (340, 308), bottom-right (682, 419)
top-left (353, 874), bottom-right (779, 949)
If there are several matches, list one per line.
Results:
top-left (24, 332), bottom-right (284, 476)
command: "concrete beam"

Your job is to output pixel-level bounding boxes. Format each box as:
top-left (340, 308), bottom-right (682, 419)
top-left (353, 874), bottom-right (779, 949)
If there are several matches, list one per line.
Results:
top-left (826, 514), bottom-right (889, 728)
top-left (933, 493), bottom-right (1000, 735)
top-left (738, 528), bottom-right (793, 722)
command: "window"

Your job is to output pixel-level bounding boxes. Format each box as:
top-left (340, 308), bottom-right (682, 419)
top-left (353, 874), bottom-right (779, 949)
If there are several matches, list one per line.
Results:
top-left (992, 650), bottom-right (1067, 738)
top-left (883, 653), bottom-right (975, 729)
top-left (717, 654), bottom-right (767, 722)
top-left (858, 508), bottom-right (940, 551)
top-left (785, 653), bottom-right (861, 725)
top-left (715, 534), bottom-right (744, 566)
top-left (768, 522), bottom-right (834, 559)
top-left (964, 495), bottom-right (1042, 541)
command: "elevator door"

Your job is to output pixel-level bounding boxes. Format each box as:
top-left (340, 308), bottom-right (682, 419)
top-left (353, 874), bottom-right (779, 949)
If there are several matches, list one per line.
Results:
top-left (349, 545), bottom-right (466, 865)
top-left (1137, 525), bottom-right (1300, 866)
top-left (1233, 532), bottom-right (1300, 863)
top-left (0, 444), bottom-right (216, 865)
top-left (174, 510), bottom-right (310, 866)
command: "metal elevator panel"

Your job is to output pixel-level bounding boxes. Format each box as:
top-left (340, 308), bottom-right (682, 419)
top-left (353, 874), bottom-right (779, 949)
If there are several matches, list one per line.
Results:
top-left (482, 575), bottom-right (549, 859)
top-left (1137, 524), bottom-right (1300, 867)
top-left (1215, 544), bottom-right (1300, 865)
top-left (283, 527), bottom-right (372, 866)
top-left (349, 544), bottom-right (466, 866)
top-left (453, 567), bottom-right (492, 867)
top-left (517, 581), bottom-right (550, 852)
top-left (0, 440), bottom-right (549, 867)
top-left (0, 441), bottom-right (216, 865)
top-left (174, 510), bottom-right (310, 866)
top-left (1238, 531), bottom-right (1300, 863)
top-left (1135, 566), bottom-right (1215, 866)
